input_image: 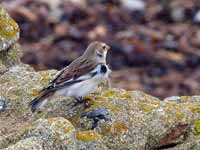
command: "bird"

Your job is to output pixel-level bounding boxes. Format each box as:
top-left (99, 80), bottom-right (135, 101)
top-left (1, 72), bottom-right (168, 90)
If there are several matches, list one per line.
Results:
top-left (29, 41), bottom-right (111, 113)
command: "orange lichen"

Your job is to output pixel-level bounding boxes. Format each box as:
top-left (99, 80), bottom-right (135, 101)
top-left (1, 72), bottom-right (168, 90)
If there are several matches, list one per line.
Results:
top-left (30, 89), bottom-right (40, 97)
top-left (76, 130), bottom-right (100, 141)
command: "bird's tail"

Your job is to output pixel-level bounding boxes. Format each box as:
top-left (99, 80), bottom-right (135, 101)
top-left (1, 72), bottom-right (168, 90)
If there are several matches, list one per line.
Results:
top-left (29, 91), bottom-right (54, 113)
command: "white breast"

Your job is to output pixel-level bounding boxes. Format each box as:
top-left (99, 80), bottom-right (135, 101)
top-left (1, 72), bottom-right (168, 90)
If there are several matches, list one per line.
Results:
top-left (55, 73), bottom-right (107, 97)
top-left (55, 64), bottom-right (110, 97)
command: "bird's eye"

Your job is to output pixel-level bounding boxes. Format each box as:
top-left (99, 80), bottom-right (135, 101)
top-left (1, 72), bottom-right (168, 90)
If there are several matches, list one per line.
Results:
top-left (102, 45), bottom-right (106, 49)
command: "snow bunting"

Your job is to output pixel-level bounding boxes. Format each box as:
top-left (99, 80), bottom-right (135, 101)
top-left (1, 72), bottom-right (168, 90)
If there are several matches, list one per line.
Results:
top-left (29, 41), bottom-right (111, 113)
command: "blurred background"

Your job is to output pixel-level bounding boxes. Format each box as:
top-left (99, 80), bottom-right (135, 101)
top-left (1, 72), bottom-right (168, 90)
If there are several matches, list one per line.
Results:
top-left (2, 0), bottom-right (200, 99)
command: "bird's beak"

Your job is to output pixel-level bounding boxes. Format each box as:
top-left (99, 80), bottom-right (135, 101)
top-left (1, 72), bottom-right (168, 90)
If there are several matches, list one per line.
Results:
top-left (106, 45), bottom-right (111, 51)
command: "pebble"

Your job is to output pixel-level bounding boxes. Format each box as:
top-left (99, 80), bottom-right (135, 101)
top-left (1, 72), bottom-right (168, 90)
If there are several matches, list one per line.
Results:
top-left (120, 0), bottom-right (145, 11)
top-left (81, 106), bottom-right (110, 129)
top-left (81, 106), bottom-right (109, 119)
top-left (0, 97), bottom-right (7, 112)
top-left (194, 10), bottom-right (200, 24)
top-left (171, 7), bottom-right (185, 22)
top-left (164, 96), bottom-right (181, 102)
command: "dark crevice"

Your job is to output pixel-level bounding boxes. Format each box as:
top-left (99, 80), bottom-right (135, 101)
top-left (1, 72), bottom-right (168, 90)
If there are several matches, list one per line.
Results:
top-left (154, 143), bottom-right (180, 150)
top-left (0, 69), bottom-right (9, 76)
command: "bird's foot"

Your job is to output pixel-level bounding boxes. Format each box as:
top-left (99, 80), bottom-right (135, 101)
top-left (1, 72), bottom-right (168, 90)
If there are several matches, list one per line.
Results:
top-left (72, 97), bottom-right (89, 108)
top-left (75, 97), bottom-right (85, 103)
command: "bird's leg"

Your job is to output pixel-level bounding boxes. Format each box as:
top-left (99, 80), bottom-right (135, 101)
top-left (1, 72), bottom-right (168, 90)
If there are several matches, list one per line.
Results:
top-left (72, 97), bottom-right (90, 108)
top-left (75, 97), bottom-right (84, 103)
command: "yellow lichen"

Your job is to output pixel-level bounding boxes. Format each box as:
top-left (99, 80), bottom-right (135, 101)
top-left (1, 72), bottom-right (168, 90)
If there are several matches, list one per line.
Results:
top-left (195, 119), bottom-right (200, 133)
top-left (180, 96), bottom-right (191, 100)
top-left (55, 120), bottom-right (64, 128)
top-left (167, 102), bottom-right (179, 107)
top-left (40, 72), bottom-right (52, 85)
top-left (64, 126), bottom-right (74, 133)
top-left (103, 89), bottom-right (117, 97)
top-left (76, 130), bottom-right (100, 141)
top-left (111, 121), bottom-right (128, 135)
top-left (85, 96), bottom-right (107, 111)
top-left (0, 12), bottom-right (19, 38)
top-left (139, 102), bottom-right (159, 112)
top-left (175, 113), bottom-right (185, 119)
top-left (106, 105), bottom-right (120, 113)
top-left (120, 91), bottom-right (132, 100)
top-left (165, 108), bottom-right (172, 113)
top-left (48, 118), bottom-right (74, 133)
top-left (188, 104), bottom-right (200, 114)
top-left (100, 124), bottom-right (112, 135)
top-left (85, 95), bottom-right (120, 113)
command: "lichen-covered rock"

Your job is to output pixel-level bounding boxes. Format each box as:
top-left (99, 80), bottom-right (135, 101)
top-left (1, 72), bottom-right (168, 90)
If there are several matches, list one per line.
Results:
top-left (1, 63), bottom-right (200, 150)
top-left (22, 117), bottom-right (76, 150)
top-left (0, 64), bottom-right (57, 138)
top-left (4, 137), bottom-right (44, 150)
top-left (167, 140), bottom-right (200, 150)
top-left (0, 5), bottom-right (21, 68)
top-left (0, 4), bottom-right (200, 149)
top-left (0, 4), bottom-right (19, 52)
top-left (0, 60), bottom-right (7, 73)
top-left (0, 44), bottom-right (23, 68)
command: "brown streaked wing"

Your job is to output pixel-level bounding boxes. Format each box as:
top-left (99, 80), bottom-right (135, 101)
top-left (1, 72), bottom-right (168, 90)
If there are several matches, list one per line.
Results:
top-left (53, 58), bottom-right (98, 86)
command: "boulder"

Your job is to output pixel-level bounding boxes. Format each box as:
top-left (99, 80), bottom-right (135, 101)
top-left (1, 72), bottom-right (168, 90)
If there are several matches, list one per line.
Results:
top-left (0, 5), bottom-right (19, 52)
top-left (1, 63), bottom-right (200, 150)
top-left (0, 5), bottom-right (21, 68)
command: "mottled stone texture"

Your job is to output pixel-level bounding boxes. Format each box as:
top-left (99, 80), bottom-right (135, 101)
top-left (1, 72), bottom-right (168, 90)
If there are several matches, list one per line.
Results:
top-left (0, 4), bottom-right (200, 150)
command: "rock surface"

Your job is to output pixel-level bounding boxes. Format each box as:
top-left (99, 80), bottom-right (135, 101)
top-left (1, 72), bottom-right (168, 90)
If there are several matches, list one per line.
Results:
top-left (0, 5), bottom-right (21, 68)
top-left (0, 5), bottom-right (19, 52)
top-left (0, 5), bottom-right (200, 150)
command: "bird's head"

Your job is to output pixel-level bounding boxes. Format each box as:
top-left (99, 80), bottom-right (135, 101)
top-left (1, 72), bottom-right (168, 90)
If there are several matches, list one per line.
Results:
top-left (83, 41), bottom-right (110, 63)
